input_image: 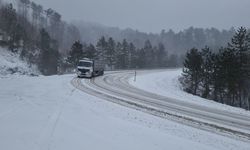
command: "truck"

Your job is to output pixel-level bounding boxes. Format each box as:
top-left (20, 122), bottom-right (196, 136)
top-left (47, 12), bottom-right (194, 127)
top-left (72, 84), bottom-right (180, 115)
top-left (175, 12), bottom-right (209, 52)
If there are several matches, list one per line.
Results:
top-left (77, 58), bottom-right (104, 78)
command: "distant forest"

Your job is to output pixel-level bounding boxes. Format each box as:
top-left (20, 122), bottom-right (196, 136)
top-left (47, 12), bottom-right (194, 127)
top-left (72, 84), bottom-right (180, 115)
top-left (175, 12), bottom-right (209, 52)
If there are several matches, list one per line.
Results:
top-left (75, 21), bottom-right (236, 55)
top-left (0, 0), bottom-right (247, 75)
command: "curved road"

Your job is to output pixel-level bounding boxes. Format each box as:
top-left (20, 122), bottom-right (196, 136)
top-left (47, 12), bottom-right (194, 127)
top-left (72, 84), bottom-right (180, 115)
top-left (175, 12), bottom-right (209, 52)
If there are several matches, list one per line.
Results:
top-left (71, 70), bottom-right (250, 141)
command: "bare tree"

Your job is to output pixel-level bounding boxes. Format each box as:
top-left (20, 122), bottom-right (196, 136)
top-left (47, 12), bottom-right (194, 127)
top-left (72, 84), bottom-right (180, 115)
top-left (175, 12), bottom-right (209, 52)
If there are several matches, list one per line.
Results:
top-left (36, 4), bottom-right (43, 28)
top-left (31, 2), bottom-right (38, 27)
top-left (18, 0), bottom-right (30, 20)
top-left (44, 8), bottom-right (54, 27)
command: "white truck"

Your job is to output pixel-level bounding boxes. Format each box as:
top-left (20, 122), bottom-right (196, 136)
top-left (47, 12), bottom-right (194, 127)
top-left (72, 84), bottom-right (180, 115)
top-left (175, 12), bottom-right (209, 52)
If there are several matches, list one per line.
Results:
top-left (77, 58), bottom-right (104, 78)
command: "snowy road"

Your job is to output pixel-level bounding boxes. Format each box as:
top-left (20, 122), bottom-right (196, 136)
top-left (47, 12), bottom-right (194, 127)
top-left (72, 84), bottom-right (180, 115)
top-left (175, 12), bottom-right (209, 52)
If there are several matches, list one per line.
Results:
top-left (1, 73), bottom-right (250, 150)
top-left (71, 70), bottom-right (250, 141)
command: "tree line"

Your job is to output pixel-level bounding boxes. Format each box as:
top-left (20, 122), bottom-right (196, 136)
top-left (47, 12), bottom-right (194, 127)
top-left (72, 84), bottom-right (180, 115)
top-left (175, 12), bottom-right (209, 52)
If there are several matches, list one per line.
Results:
top-left (182, 27), bottom-right (250, 110)
top-left (66, 36), bottom-right (183, 70)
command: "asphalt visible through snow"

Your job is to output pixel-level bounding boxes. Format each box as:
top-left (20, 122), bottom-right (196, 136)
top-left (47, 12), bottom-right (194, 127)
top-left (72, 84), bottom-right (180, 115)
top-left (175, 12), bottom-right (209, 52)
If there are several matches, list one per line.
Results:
top-left (71, 70), bottom-right (250, 142)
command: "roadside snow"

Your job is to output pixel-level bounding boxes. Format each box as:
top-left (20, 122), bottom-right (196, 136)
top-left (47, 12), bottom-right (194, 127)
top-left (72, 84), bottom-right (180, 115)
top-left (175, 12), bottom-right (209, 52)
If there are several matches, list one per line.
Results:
top-left (0, 74), bottom-right (249, 150)
top-left (130, 69), bottom-right (250, 116)
top-left (0, 47), bottom-right (39, 77)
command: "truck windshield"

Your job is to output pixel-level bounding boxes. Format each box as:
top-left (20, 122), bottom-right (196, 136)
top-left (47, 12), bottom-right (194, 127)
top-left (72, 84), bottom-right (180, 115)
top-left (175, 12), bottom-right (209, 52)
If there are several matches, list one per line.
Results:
top-left (78, 61), bottom-right (92, 67)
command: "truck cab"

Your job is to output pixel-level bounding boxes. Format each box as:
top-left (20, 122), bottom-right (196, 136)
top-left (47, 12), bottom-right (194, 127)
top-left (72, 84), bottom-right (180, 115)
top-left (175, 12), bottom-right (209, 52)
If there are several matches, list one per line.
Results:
top-left (77, 59), bottom-right (93, 78)
top-left (77, 58), bottom-right (104, 78)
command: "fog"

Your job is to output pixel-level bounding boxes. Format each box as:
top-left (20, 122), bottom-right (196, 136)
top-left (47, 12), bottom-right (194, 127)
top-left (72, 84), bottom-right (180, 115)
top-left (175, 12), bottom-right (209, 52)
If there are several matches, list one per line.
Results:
top-left (33, 0), bottom-right (250, 33)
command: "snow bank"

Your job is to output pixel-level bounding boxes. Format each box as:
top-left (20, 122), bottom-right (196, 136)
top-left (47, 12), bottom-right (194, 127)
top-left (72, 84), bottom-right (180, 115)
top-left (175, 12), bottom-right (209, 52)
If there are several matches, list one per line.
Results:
top-left (0, 47), bottom-right (39, 77)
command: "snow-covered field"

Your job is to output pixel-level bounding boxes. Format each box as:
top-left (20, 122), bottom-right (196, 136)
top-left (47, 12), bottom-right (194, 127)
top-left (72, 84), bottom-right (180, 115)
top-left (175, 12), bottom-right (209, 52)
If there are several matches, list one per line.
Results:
top-left (0, 73), bottom-right (250, 150)
top-left (130, 69), bottom-right (250, 116)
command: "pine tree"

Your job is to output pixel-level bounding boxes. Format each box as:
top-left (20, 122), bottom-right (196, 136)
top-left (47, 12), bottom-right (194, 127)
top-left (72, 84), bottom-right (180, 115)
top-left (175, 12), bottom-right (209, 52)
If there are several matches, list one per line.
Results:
top-left (143, 40), bottom-right (154, 68)
top-left (137, 48), bottom-right (146, 68)
top-left (106, 37), bottom-right (116, 70)
top-left (200, 46), bottom-right (213, 98)
top-left (96, 36), bottom-right (107, 61)
top-left (85, 44), bottom-right (96, 59)
top-left (67, 41), bottom-right (83, 66)
top-left (129, 42), bottom-right (137, 68)
top-left (115, 39), bottom-right (130, 69)
top-left (228, 27), bottom-right (250, 107)
top-left (121, 39), bottom-right (129, 69)
top-left (115, 42), bottom-right (123, 69)
top-left (211, 48), bottom-right (225, 103)
top-left (183, 48), bottom-right (203, 95)
top-left (246, 32), bottom-right (250, 109)
top-left (156, 42), bottom-right (167, 67)
top-left (220, 47), bottom-right (239, 105)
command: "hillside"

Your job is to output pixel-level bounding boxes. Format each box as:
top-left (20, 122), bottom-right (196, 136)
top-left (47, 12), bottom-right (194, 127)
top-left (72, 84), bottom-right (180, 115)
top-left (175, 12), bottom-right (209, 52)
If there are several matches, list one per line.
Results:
top-left (0, 47), bottom-right (39, 77)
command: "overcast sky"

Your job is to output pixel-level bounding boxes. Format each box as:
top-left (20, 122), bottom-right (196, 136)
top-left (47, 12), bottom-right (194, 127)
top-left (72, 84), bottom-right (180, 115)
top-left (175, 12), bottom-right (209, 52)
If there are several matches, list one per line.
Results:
top-left (32, 0), bottom-right (250, 33)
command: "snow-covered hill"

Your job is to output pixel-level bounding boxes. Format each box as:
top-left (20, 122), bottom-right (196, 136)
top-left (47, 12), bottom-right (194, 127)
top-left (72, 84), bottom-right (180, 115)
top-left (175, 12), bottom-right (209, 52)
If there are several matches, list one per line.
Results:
top-left (0, 47), bottom-right (39, 77)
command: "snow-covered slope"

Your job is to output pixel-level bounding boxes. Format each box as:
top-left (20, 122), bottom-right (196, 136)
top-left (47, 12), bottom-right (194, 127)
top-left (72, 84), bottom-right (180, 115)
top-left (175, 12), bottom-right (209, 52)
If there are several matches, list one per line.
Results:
top-left (0, 74), bottom-right (249, 150)
top-left (130, 69), bottom-right (250, 116)
top-left (0, 47), bottom-right (39, 77)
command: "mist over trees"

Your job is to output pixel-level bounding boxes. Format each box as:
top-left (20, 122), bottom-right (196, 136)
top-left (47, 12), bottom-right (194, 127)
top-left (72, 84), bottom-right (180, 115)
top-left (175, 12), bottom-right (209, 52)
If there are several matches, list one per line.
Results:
top-left (74, 21), bottom-right (235, 55)
top-left (182, 27), bottom-right (250, 110)
top-left (0, 0), bottom-right (246, 76)
top-left (68, 22), bottom-right (236, 70)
